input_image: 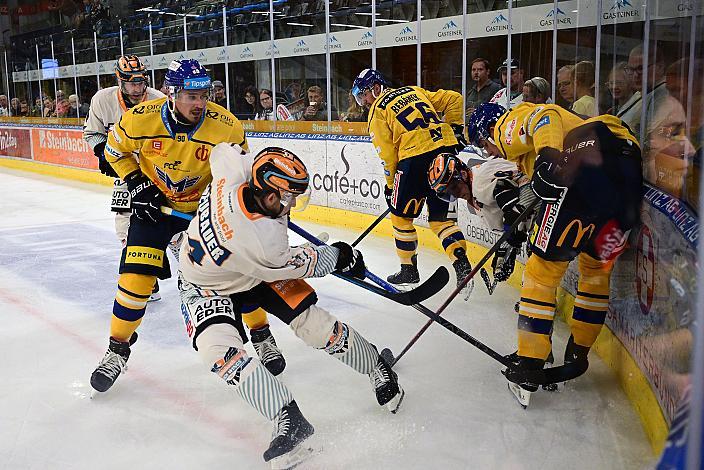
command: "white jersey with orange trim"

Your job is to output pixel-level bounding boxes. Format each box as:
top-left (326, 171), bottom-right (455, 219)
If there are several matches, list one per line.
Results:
top-left (82, 85), bottom-right (165, 150)
top-left (468, 157), bottom-right (528, 232)
top-left (179, 143), bottom-right (339, 295)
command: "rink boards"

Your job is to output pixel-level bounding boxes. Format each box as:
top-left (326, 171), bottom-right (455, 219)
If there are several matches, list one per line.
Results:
top-left (1, 121), bottom-right (697, 453)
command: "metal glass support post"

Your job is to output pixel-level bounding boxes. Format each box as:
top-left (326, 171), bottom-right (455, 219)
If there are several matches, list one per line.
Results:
top-left (325, 0), bottom-right (331, 123)
top-left (223, 5), bottom-right (230, 112)
top-left (71, 33), bottom-right (80, 118)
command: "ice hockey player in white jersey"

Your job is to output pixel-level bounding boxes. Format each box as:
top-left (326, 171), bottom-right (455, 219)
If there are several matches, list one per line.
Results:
top-left (179, 145), bottom-right (404, 469)
top-left (83, 55), bottom-right (164, 299)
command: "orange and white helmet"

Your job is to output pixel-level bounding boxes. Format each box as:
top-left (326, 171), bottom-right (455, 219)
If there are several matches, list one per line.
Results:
top-left (114, 55), bottom-right (148, 83)
top-left (251, 147), bottom-right (309, 201)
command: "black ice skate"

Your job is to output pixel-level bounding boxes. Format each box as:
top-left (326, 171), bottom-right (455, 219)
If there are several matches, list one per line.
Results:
top-left (90, 332), bottom-right (138, 394)
top-left (564, 335), bottom-right (590, 365)
top-left (452, 248), bottom-right (474, 298)
top-left (387, 254), bottom-right (420, 286)
top-left (263, 401), bottom-right (316, 470)
top-left (251, 325), bottom-right (286, 376)
top-left (148, 280), bottom-right (161, 302)
top-left (370, 355), bottom-right (405, 413)
top-left (504, 356), bottom-right (545, 409)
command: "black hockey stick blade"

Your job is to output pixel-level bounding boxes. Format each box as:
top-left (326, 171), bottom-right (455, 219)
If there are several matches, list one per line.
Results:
top-left (504, 360), bottom-right (589, 386)
top-left (480, 268), bottom-right (497, 295)
top-left (380, 348), bottom-right (396, 365)
top-left (336, 266), bottom-right (449, 306)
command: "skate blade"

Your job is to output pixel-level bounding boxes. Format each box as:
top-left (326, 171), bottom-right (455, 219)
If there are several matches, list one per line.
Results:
top-left (269, 442), bottom-right (320, 470)
top-left (90, 389), bottom-right (100, 399)
top-left (148, 292), bottom-right (162, 302)
top-left (386, 387), bottom-right (405, 414)
top-left (507, 382), bottom-right (531, 409)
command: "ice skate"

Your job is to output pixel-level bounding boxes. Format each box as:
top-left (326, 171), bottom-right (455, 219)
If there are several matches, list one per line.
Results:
top-left (263, 401), bottom-right (316, 469)
top-left (90, 332), bottom-right (138, 395)
top-left (452, 248), bottom-right (474, 299)
top-left (148, 280), bottom-right (161, 302)
top-left (370, 354), bottom-right (404, 413)
top-left (503, 356), bottom-right (544, 409)
top-left (387, 254), bottom-right (420, 286)
top-left (251, 325), bottom-right (286, 376)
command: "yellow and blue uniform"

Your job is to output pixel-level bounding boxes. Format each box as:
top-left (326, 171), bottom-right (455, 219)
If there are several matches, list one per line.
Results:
top-left (492, 103), bottom-right (642, 360)
top-left (104, 98), bottom-right (269, 341)
top-left (368, 86), bottom-right (467, 264)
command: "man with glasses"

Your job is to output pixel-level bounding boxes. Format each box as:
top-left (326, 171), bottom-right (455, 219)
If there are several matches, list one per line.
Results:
top-left (90, 59), bottom-right (286, 395)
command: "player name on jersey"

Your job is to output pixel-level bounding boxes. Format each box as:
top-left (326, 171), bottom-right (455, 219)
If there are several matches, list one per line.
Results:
top-left (197, 184), bottom-right (232, 265)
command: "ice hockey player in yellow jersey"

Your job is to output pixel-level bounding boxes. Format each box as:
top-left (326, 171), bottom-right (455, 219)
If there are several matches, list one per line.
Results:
top-left (90, 59), bottom-right (284, 395)
top-left (352, 68), bottom-right (474, 298)
top-left (466, 102), bottom-right (642, 407)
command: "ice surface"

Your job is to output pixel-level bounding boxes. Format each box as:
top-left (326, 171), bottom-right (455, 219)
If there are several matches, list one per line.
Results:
top-left (0, 168), bottom-right (653, 469)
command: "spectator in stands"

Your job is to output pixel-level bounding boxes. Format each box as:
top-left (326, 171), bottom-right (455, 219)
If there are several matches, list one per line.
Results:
top-left (240, 85), bottom-right (262, 120)
top-left (522, 77), bottom-right (551, 104)
top-left (465, 57), bottom-right (501, 116)
top-left (31, 97), bottom-right (43, 117)
top-left (302, 85), bottom-right (336, 121)
top-left (69, 94), bottom-right (90, 118)
top-left (160, 81), bottom-right (169, 96)
top-left (10, 97), bottom-right (21, 116)
top-left (0, 95), bottom-right (8, 116)
top-left (211, 80), bottom-right (228, 109)
top-left (256, 88), bottom-right (274, 120)
top-left (56, 90), bottom-right (65, 101)
top-left (489, 59), bottom-right (524, 109)
top-left (43, 97), bottom-right (55, 118)
top-left (604, 62), bottom-right (633, 115)
top-left (557, 64), bottom-right (575, 108)
top-left (55, 97), bottom-right (71, 118)
top-left (339, 90), bottom-right (367, 122)
top-left (18, 99), bottom-right (30, 117)
top-left (570, 61), bottom-right (596, 117)
top-left (466, 58), bottom-right (502, 116)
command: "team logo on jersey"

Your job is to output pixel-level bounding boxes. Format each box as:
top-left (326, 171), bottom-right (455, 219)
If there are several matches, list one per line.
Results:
top-left (152, 140), bottom-right (162, 150)
top-left (533, 115), bottom-right (550, 133)
top-left (195, 145), bottom-right (210, 161)
top-left (154, 165), bottom-right (200, 193)
top-left (504, 118), bottom-right (517, 145)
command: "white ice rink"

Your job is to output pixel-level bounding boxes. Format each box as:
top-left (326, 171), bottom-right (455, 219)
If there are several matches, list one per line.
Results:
top-left (0, 168), bottom-right (654, 470)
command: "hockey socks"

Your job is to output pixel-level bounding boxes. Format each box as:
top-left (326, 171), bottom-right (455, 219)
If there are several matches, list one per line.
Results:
top-left (110, 273), bottom-right (156, 341)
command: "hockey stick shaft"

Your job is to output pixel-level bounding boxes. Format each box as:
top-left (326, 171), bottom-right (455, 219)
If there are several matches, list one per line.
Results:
top-left (161, 207), bottom-right (193, 220)
top-left (389, 200), bottom-right (540, 365)
top-left (351, 208), bottom-right (391, 247)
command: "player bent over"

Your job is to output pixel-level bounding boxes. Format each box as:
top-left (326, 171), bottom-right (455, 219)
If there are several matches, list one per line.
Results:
top-left (443, 102), bottom-right (642, 407)
top-left (179, 145), bottom-right (404, 468)
top-left (352, 69), bottom-right (474, 297)
top-left (82, 55), bottom-right (165, 300)
top-left (90, 59), bottom-right (285, 395)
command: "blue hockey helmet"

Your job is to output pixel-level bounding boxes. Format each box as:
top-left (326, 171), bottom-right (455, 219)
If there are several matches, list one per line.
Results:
top-left (351, 68), bottom-right (387, 106)
top-left (466, 103), bottom-right (507, 147)
top-left (164, 59), bottom-right (211, 92)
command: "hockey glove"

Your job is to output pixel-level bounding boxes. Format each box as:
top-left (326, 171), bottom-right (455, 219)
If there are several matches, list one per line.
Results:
top-left (94, 142), bottom-right (118, 178)
top-left (332, 241), bottom-right (366, 279)
top-left (530, 161), bottom-right (567, 203)
top-left (493, 179), bottom-right (524, 226)
top-left (594, 219), bottom-right (628, 261)
top-left (384, 185), bottom-right (394, 209)
top-left (491, 231), bottom-right (525, 282)
top-left (451, 124), bottom-right (468, 150)
top-left (125, 171), bottom-right (167, 224)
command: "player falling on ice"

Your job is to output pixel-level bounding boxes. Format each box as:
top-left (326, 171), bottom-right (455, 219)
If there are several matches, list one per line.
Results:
top-left (433, 102), bottom-right (642, 407)
top-left (82, 55), bottom-right (165, 300)
top-left (90, 59), bottom-right (286, 395)
top-left (351, 68), bottom-right (475, 298)
top-left (178, 145), bottom-right (404, 469)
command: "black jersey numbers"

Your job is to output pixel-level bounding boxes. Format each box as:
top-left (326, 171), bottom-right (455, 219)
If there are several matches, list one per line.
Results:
top-left (396, 102), bottom-right (441, 131)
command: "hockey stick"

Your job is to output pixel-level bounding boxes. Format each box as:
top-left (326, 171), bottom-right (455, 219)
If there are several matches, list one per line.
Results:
top-left (351, 208), bottom-right (391, 247)
top-left (384, 200), bottom-right (540, 366)
top-left (162, 208), bottom-right (449, 306)
top-left (288, 221), bottom-right (449, 306)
